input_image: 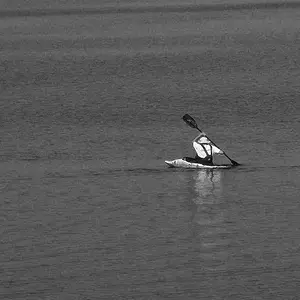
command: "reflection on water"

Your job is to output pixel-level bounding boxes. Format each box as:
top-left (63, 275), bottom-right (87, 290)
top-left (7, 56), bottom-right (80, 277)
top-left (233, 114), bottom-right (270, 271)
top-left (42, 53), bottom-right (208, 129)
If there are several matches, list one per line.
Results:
top-left (191, 170), bottom-right (229, 271)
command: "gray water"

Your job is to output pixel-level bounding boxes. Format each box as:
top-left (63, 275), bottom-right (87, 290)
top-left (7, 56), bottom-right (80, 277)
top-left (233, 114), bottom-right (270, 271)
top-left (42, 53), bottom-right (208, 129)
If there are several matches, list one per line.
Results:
top-left (1, 2), bottom-right (300, 299)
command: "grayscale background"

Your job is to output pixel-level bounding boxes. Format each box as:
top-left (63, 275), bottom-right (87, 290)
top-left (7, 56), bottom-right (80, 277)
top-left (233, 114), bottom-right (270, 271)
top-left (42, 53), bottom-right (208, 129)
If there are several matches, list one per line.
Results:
top-left (1, 1), bottom-right (300, 299)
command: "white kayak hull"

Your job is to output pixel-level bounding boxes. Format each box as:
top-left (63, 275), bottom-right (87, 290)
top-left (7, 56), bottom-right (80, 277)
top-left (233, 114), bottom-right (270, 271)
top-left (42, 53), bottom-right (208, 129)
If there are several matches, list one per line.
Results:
top-left (165, 159), bottom-right (232, 169)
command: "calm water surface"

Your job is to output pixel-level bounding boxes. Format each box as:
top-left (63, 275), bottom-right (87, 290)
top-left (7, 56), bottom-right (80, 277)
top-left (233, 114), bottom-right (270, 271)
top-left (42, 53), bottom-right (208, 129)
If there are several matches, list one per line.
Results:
top-left (1, 2), bottom-right (300, 299)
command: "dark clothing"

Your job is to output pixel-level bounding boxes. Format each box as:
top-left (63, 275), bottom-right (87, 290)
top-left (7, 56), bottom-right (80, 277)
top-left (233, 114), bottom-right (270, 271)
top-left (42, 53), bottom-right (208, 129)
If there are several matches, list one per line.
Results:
top-left (194, 155), bottom-right (213, 165)
top-left (183, 155), bottom-right (213, 165)
top-left (183, 157), bottom-right (197, 163)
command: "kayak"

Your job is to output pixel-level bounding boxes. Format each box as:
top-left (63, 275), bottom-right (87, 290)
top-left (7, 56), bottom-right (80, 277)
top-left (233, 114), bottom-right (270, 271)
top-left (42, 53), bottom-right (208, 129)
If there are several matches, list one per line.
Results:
top-left (165, 159), bottom-right (232, 169)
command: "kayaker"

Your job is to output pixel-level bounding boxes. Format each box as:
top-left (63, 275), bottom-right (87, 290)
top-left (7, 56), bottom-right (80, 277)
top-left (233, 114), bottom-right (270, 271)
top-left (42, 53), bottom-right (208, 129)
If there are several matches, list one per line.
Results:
top-left (192, 133), bottom-right (214, 165)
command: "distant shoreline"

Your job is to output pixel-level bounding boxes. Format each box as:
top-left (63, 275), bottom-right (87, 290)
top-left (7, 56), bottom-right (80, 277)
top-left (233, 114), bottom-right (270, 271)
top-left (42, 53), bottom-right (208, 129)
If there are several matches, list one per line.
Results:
top-left (0, 1), bottom-right (299, 18)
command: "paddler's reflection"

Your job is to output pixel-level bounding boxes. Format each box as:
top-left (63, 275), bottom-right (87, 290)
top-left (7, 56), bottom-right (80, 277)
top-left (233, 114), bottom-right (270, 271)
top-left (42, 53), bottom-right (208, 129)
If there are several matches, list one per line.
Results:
top-left (192, 170), bottom-right (222, 206)
top-left (192, 170), bottom-right (224, 227)
top-left (192, 170), bottom-right (229, 271)
top-left (192, 169), bottom-right (225, 227)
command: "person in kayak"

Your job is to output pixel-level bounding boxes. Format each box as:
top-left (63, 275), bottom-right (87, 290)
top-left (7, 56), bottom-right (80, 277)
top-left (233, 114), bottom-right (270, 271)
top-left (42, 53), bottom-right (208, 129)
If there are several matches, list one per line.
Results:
top-left (192, 133), bottom-right (214, 165)
top-left (183, 132), bottom-right (223, 165)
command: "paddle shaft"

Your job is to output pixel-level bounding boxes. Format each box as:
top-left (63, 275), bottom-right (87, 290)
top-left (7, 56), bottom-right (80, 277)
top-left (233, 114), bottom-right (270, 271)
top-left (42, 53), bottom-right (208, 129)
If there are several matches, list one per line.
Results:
top-left (195, 126), bottom-right (239, 166)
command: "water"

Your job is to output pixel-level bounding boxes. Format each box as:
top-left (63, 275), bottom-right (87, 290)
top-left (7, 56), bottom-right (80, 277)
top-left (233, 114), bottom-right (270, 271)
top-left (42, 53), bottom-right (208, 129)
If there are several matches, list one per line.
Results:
top-left (1, 2), bottom-right (300, 299)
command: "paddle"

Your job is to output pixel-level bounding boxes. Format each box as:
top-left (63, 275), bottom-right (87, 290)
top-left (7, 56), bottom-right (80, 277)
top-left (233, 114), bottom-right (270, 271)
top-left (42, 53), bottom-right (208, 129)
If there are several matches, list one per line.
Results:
top-left (182, 114), bottom-right (240, 166)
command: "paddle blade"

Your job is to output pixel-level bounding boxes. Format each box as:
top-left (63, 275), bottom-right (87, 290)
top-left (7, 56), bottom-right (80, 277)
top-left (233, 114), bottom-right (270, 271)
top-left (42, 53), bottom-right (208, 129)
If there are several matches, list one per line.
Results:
top-left (182, 114), bottom-right (198, 129)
